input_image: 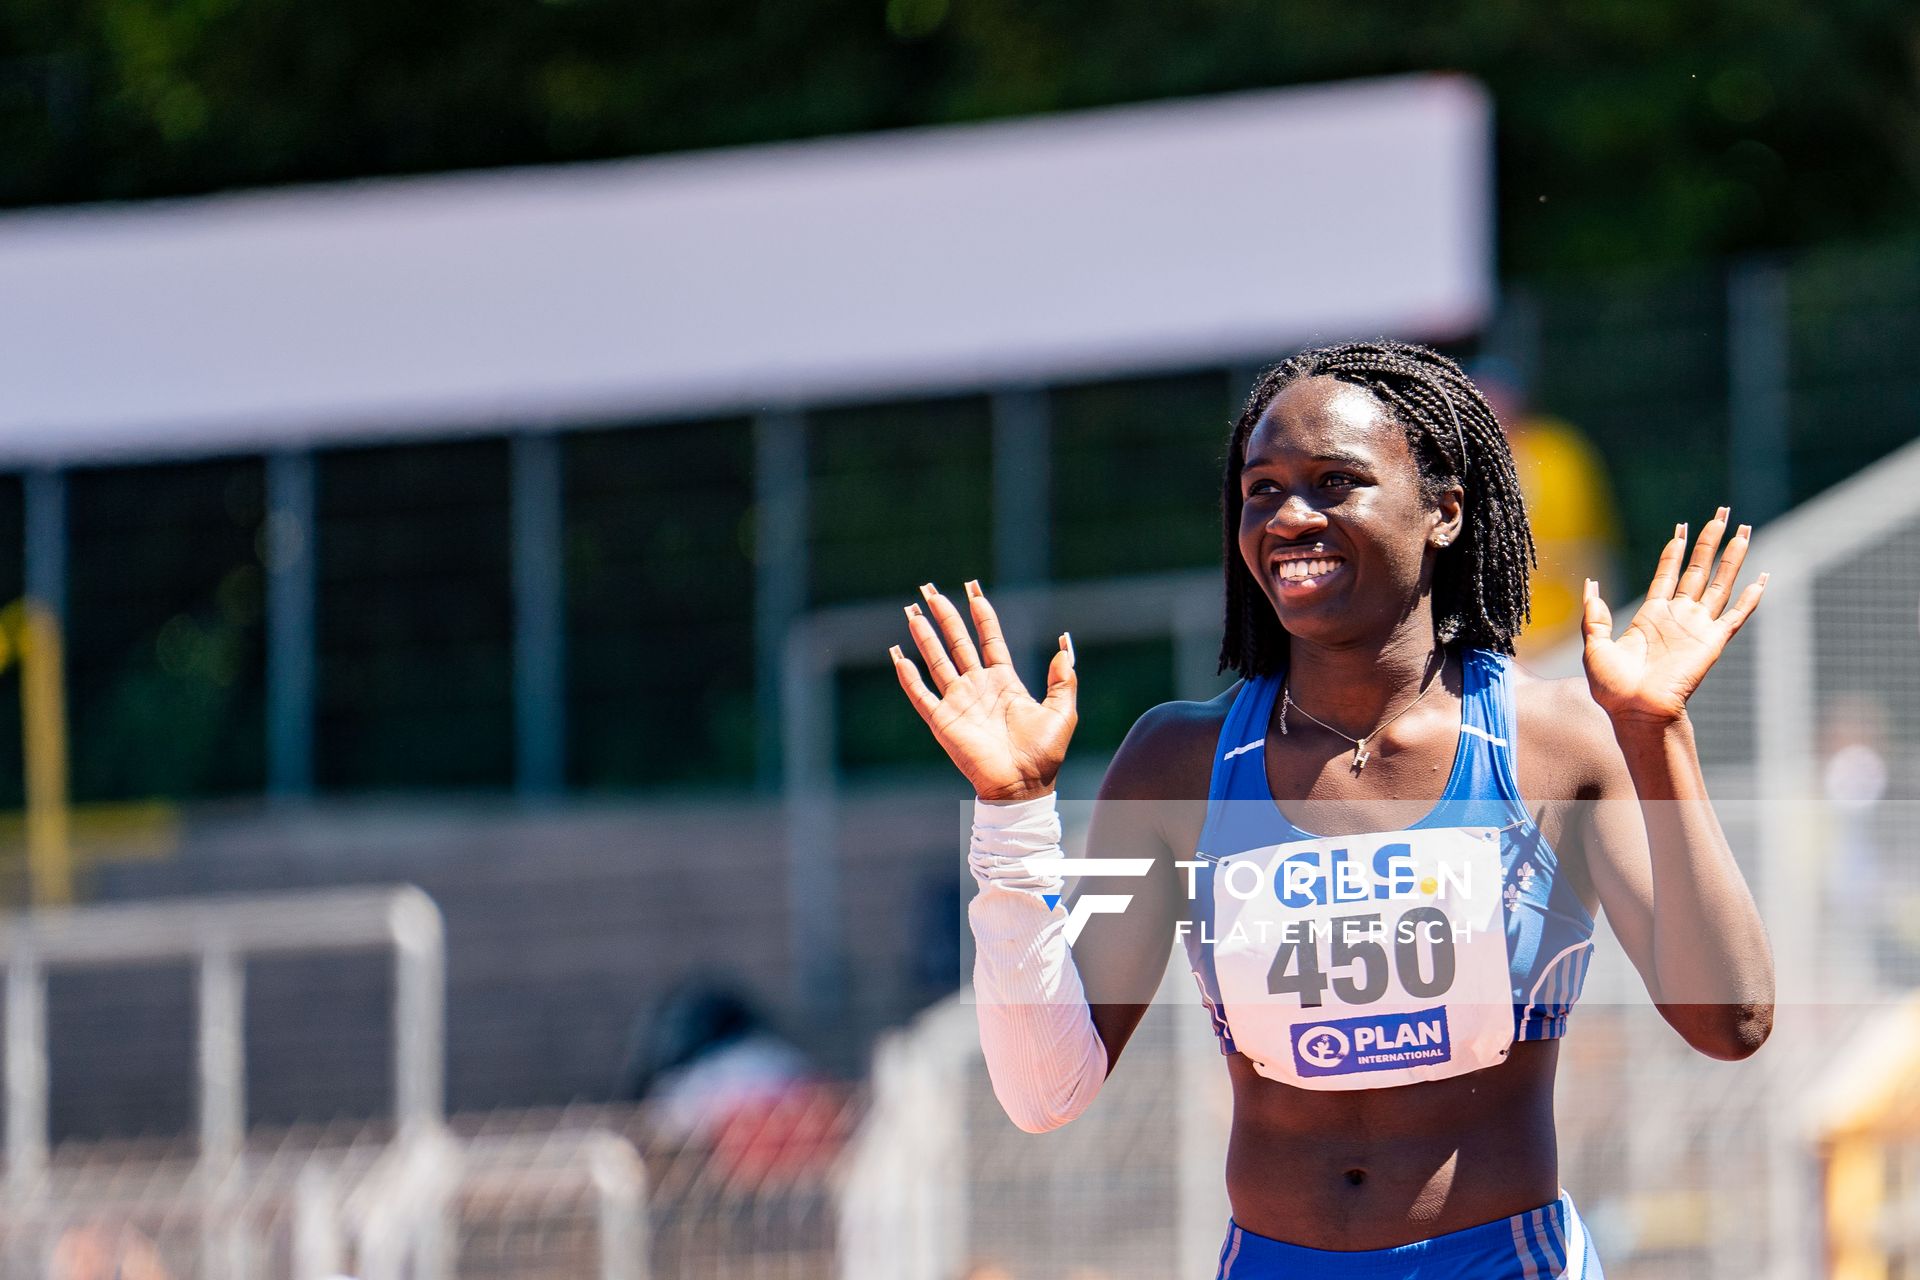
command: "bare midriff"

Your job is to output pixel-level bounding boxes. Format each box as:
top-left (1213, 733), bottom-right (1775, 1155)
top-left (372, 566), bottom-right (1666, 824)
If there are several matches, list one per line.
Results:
top-left (1222, 1037), bottom-right (1560, 1249)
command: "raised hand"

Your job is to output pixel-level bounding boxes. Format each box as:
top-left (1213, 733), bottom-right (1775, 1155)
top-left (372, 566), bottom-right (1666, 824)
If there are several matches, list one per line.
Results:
top-left (1581, 506), bottom-right (1768, 725)
top-left (890, 580), bottom-right (1077, 802)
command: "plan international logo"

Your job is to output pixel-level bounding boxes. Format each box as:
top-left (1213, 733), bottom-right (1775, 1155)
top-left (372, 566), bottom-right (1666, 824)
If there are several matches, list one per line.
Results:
top-left (1290, 1008), bottom-right (1453, 1078)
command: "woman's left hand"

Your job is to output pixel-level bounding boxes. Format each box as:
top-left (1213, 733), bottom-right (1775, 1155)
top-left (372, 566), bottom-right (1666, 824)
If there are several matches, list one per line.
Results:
top-left (1582, 506), bottom-right (1768, 726)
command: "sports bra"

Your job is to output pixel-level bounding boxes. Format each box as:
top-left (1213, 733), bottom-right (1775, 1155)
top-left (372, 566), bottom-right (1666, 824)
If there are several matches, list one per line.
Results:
top-left (1181, 648), bottom-right (1596, 1090)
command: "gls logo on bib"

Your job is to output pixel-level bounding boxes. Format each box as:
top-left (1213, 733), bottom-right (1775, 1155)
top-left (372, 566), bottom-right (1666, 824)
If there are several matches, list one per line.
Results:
top-left (1290, 1008), bottom-right (1453, 1078)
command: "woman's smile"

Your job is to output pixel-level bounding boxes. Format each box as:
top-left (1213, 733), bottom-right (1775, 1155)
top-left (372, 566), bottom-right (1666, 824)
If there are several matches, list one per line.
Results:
top-left (1271, 551), bottom-right (1348, 597)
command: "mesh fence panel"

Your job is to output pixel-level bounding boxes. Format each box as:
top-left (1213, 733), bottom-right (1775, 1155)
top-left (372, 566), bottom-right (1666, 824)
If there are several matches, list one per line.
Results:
top-left (639, 1087), bottom-right (857, 1280)
top-left (962, 1001), bottom-right (1189, 1278)
top-left (0, 1117), bottom-right (646, 1280)
top-left (1810, 514), bottom-right (1920, 995)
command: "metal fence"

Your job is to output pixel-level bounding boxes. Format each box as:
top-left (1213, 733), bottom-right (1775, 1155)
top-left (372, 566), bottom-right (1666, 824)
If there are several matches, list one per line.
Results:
top-left (0, 889), bottom-right (649, 1280)
top-left (0, 1115), bottom-right (648, 1280)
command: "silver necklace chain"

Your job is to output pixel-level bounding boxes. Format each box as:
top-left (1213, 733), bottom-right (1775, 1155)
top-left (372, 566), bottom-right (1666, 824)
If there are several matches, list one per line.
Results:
top-left (1280, 654), bottom-right (1445, 773)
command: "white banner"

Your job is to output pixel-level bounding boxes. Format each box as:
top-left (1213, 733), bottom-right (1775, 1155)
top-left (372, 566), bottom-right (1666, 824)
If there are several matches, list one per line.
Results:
top-left (0, 74), bottom-right (1491, 464)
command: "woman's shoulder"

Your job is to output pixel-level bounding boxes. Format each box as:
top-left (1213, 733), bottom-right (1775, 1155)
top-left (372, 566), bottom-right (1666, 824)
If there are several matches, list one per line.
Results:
top-left (1098, 682), bottom-right (1244, 804)
top-left (1503, 654), bottom-right (1617, 799)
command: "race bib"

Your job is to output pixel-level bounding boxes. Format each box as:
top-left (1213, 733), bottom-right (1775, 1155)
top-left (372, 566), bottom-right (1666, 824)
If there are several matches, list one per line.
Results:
top-left (1203, 826), bottom-right (1512, 1090)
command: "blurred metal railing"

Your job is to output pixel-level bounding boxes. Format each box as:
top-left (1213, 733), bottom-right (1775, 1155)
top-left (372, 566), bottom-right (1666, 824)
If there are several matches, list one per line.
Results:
top-left (2, 886), bottom-right (445, 1184)
top-left (637, 1085), bottom-right (857, 1279)
top-left (0, 888), bottom-right (651, 1280)
top-left (3, 887), bottom-right (447, 1278)
top-left (0, 1111), bottom-right (650, 1280)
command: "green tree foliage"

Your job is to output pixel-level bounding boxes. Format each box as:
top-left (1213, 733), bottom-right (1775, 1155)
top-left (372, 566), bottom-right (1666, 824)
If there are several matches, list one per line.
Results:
top-left (3, 0), bottom-right (1919, 272)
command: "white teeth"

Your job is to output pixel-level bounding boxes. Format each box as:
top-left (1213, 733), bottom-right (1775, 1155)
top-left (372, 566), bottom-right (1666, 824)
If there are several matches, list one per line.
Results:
top-left (1278, 558), bottom-right (1340, 582)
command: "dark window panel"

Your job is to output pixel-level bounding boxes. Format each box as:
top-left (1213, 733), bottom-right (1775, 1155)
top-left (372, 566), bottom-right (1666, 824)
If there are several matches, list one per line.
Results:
top-left (1052, 371), bottom-right (1234, 580)
top-left (1787, 247), bottom-right (1920, 504)
top-left (835, 661), bottom-right (953, 778)
top-left (1065, 637), bottom-right (1178, 759)
top-left (565, 419), bottom-right (754, 790)
top-left (316, 439), bottom-right (512, 791)
top-left (64, 457), bottom-right (267, 802)
top-left (809, 396), bottom-right (991, 781)
top-left (809, 395), bottom-right (992, 606)
top-left (1530, 271), bottom-right (1728, 573)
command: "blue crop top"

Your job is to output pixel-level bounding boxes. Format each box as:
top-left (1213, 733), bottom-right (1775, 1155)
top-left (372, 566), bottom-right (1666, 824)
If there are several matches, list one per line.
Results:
top-left (1183, 648), bottom-right (1597, 1065)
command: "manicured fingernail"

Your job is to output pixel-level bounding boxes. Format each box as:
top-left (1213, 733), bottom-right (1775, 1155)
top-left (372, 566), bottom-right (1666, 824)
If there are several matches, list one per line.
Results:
top-left (1716, 505), bottom-right (1729, 521)
top-left (1060, 631), bottom-right (1074, 659)
top-left (919, 582), bottom-right (937, 599)
top-left (905, 603), bottom-right (922, 619)
top-left (1675, 522), bottom-right (1687, 540)
top-left (888, 644), bottom-right (904, 661)
top-left (1758, 572), bottom-right (1770, 587)
top-left (965, 579), bottom-right (981, 598)
top-left (1736, 524), bottom-right (1751, 540)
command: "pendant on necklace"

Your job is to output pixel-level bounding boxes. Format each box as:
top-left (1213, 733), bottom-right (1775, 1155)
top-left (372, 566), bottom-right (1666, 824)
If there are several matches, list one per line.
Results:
top-left (1352, 739), bottom-right (1370, 771)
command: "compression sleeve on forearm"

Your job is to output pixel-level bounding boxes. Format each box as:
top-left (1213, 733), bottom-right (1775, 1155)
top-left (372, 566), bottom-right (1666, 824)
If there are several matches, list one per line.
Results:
top-left (967, 791), bottom-right (1109, 1134)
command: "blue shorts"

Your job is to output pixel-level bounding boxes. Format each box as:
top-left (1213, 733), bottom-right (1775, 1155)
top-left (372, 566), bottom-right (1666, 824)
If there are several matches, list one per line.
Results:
top-left (1215, 1189), bottom-right (1603, 1278)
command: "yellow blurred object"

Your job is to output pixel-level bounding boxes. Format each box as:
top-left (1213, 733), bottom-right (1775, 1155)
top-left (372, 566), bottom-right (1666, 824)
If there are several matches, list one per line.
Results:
top-left (1807, 995), bottom-right (1920, 1280)
top-left (1826, 1138), bottom-right (1888, 1280)
top-left (0, 598), bottom-right (72, 906)
top-left (1619, 1188), bottom-right (1711, 1252)
top-left (1505, 415), bottom-right (1624, 659)
top-left (0, 602), bottom-right (174, 909)
top-left (0, 801), bottom-right (179, 860)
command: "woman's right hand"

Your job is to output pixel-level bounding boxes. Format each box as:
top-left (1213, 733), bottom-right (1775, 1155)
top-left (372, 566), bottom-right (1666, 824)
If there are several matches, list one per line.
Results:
top-left (890, 580), bottom-right (1077, 802)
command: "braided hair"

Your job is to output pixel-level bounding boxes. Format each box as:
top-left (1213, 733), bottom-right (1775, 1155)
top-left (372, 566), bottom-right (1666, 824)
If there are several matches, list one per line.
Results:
top-left (1218, 339), bottom-right (1536, 678)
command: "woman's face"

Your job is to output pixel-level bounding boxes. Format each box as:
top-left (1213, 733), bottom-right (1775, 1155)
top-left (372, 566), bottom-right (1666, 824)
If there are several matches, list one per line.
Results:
top-left (1236, 375), bottom-right (1461, 647)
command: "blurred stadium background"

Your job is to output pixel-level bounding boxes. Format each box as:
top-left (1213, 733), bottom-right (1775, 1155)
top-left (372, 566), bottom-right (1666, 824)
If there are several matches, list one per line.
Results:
top-left (4, 3), bottom-right (1920, 1276)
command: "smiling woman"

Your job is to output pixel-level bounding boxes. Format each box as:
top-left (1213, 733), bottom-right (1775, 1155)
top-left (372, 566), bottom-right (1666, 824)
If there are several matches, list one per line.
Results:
top-left (1224, 344), bottom-right (1536, 676)
top-left (890, 339), bottom-right (1773, 1279)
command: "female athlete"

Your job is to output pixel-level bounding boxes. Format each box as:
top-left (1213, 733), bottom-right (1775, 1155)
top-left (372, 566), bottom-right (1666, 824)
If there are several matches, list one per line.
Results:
top-left (890, 340), bottom-right (1773, 1278)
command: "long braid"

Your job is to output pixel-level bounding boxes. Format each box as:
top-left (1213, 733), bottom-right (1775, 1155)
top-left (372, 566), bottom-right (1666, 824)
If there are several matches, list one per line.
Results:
top-left (1217, 340), bottom-right (1536, 677)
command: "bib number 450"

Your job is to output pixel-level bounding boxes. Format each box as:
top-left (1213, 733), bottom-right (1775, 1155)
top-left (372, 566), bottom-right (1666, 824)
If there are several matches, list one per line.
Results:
top-left (1267, 908), bottom-right (1456, 1007)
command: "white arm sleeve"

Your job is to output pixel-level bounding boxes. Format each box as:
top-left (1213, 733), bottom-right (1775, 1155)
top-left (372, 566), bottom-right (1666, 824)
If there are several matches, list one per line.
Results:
top-left (968, 791), bottom-right (1109, 1133)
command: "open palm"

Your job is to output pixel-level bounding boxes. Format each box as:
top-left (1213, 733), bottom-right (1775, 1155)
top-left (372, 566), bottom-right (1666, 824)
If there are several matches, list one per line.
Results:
top-left (890, 581), bottom-right (1077, 802)
top-left (1582, 507), bottom-right (1768, 724)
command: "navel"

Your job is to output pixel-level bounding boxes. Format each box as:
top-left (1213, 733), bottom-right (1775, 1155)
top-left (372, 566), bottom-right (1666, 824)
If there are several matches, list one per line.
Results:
top-left (1344, 1168), bottom-right (1367, 1187)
